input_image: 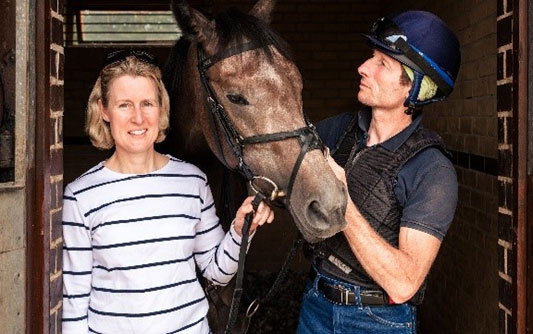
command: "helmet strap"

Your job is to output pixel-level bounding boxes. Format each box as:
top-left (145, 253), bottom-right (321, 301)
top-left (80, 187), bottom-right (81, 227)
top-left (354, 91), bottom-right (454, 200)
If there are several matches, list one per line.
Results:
top-left (404, 71), bottom-right (424, 115)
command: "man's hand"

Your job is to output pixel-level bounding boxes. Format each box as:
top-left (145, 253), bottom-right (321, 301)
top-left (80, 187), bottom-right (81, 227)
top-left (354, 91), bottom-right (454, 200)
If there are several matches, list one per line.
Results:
top-left (327, 157), bottom-right (347, 186)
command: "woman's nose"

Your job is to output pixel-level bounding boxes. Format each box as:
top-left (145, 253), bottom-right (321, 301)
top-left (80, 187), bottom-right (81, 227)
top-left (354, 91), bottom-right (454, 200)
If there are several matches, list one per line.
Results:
top-left (131, 107), bottom-right (144, 124)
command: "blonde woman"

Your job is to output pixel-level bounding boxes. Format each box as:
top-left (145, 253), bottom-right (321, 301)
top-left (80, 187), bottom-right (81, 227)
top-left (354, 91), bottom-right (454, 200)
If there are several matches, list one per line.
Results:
top-left (62, 50), bottom-right (273, 334)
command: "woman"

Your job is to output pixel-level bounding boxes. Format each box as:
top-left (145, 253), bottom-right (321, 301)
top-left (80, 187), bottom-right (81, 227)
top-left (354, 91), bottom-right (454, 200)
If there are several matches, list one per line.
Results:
top-left (62, 50), bottom-right (274, 334)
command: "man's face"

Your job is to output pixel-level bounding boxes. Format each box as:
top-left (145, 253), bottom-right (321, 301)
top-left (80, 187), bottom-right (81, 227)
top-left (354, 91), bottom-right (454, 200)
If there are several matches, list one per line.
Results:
top-left (357, 50), bottom-right (412, 110)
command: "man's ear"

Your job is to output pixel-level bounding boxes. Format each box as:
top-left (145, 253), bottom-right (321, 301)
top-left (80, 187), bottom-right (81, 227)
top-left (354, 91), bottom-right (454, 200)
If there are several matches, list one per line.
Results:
top-left (98, 99), bottom-right (110, 122)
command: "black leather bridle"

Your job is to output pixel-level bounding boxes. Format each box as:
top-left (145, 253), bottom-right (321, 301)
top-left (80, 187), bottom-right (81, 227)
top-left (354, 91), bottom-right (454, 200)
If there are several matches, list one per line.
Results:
top-left (197, 41), bottom-right (325, 207)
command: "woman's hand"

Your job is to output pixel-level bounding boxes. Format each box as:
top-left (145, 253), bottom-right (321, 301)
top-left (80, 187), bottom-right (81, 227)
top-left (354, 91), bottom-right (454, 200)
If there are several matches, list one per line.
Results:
top-left (233, 196), bottom-right (274, 236)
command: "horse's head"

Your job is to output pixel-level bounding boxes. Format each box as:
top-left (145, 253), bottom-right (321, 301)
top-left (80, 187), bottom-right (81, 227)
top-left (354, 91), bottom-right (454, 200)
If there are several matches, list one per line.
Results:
top-left (168, 0), bottom-right (347, 243)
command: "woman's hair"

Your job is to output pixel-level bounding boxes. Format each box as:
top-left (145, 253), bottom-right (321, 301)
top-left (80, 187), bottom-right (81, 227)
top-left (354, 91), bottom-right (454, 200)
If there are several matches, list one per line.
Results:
top-left (86, 55), bottom-right (170, 150)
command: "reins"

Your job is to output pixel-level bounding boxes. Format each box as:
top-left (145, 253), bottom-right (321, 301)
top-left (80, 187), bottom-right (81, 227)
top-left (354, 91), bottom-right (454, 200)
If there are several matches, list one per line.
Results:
top-left (224, 192), bottom-right (304, 334)
top-left (224, 193), bottom-right (263, 334)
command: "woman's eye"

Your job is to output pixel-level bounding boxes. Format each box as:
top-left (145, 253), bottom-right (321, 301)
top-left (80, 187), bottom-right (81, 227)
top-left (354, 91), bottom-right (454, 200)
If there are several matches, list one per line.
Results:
top-left (142, 101), bottom-right (154, 107)
top-left (119, 103), bottom-right (130, 109)
top-left (226, 94), bottom-right (249, 106)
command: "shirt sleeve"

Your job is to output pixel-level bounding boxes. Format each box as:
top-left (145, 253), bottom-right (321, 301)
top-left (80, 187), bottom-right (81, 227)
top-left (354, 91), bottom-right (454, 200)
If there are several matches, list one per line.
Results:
top-left (62, 185), bottom-right (92, 334)
top-left (395, 148), bottom-right (458, 240)
top-left (315, 112), bottom-right (355, 149)
top-left (193, 181), bottom-right (247, 286)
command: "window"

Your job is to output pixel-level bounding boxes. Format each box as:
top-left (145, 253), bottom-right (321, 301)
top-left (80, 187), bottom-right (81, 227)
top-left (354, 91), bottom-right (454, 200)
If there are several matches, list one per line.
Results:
top-left (65, 10), bottom-right (181, 45)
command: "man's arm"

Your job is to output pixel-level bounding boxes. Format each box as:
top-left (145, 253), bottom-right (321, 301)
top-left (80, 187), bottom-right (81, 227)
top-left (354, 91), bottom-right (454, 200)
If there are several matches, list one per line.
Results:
top-left (328, 156), bottom-right (454, 303)
top-left (343, 199), bottom-right (441, 303)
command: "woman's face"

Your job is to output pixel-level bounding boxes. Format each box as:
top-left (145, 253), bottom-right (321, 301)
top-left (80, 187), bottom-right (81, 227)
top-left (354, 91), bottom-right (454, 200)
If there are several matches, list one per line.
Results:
top-left (99, 75), bottom-right (161, 156)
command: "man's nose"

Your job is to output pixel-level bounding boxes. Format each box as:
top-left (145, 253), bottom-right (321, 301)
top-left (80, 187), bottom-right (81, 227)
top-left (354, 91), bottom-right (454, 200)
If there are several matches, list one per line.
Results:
top-left (358, 59), bottom-right (371, 77)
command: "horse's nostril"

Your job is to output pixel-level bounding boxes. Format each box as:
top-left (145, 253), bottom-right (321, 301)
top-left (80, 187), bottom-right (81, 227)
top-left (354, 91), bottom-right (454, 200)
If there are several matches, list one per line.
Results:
top-left (307, 200), bottom-right (329, 230)
top-left (305, 195), bottom-right (347, 235)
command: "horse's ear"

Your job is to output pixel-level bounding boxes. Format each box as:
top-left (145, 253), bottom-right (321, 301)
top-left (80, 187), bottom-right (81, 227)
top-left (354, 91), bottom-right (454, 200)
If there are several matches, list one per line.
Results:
top-left (171, 0), bottom-right (214, 46)
top-left (249, 0), bottom-right (276, 23)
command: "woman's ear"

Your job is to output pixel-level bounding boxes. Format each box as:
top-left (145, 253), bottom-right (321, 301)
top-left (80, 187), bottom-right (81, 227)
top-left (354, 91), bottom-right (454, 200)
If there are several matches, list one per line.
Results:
top-left (98, 99), bottom-right (110, 122)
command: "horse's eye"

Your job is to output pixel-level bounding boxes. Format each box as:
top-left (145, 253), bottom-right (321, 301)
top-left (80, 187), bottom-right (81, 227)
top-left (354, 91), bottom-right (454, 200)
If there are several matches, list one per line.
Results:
top-left (226, 94), bottom-right (249, 106)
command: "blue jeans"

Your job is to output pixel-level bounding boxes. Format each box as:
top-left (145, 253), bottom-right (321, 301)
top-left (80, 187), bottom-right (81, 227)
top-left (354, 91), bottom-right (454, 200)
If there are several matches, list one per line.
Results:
top-left (297, 269), bottom-right (417, 334)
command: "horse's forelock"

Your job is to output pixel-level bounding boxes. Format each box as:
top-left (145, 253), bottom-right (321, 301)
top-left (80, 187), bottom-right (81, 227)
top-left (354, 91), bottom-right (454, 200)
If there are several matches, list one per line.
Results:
top-left (213, 7), bottom-right (293, 62)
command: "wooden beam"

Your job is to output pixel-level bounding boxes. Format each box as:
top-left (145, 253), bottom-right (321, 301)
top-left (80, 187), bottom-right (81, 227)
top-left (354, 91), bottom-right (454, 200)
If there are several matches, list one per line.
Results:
top-left (26, 0), bottom-right (51, 332)
top-left (66, 0), bottom-right (207, 11)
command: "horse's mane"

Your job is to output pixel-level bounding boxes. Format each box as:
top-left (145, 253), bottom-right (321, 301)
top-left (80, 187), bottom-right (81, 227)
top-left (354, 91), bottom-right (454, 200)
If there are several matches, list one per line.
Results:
top-left (163, 37), bottom-right (190, 117)
top-left (163, 7), bottom-right (294, 116)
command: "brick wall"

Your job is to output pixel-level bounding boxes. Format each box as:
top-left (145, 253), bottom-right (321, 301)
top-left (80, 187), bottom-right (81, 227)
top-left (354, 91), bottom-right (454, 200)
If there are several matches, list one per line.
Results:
top-left (49, 0), bottom-right (65, 333)
top-left (496, 0), bottom-right (514, 333)
top-left (377, 0), bottom-right (499, 333)
top-left (269, 0), bottom-right (379, 122)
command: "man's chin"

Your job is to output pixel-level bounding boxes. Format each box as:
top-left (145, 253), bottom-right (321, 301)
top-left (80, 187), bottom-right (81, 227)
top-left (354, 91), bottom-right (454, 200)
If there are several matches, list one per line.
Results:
top-left (356, 95), bottom-right (372, 107)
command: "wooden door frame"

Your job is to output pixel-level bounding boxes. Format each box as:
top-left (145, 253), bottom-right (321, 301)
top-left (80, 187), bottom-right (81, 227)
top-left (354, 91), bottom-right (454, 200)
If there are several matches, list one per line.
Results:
top-left (517, 0), bottom-right (529, 332)
top-left (526, 0), bottom-right (533, 330)
top-left (26, 0), bottom-right (51, 333)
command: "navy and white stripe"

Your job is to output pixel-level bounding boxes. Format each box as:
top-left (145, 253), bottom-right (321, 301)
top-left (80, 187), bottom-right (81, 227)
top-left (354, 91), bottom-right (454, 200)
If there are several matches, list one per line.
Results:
top-left (62, 156), bottom-right (244, 334)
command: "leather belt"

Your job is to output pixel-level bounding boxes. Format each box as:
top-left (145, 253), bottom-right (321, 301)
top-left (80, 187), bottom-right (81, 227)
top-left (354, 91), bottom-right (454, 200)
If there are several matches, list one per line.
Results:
top-left (310, 269), bottom-right (393, 306)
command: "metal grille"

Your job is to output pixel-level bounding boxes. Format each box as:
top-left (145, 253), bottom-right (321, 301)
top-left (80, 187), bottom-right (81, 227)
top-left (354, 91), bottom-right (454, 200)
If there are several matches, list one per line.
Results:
top-left (65, 10), bottom-right (181, 45)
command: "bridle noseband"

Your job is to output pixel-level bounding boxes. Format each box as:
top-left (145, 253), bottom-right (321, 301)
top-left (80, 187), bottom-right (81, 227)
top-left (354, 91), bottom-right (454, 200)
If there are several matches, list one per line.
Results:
top-left (197, 42), bottom-right (325, 206)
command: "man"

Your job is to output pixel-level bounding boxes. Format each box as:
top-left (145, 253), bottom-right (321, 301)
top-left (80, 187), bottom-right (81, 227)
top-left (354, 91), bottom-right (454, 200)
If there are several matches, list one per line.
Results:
top-left (297, 11), bottom-right (461, 333)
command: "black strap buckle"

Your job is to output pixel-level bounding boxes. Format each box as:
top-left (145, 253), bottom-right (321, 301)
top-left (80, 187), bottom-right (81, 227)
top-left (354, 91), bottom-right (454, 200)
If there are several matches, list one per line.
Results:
top-left (360, 290), bottom-right (389, 305)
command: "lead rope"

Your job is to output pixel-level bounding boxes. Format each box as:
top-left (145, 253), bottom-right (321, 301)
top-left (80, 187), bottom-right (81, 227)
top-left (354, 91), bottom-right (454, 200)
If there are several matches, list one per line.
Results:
top-left (224, 193), bottom-right (266, 334)
top-left (224, 227), bottom-right (303, 334)
top-left (242, 232), bottom-right (303, 333)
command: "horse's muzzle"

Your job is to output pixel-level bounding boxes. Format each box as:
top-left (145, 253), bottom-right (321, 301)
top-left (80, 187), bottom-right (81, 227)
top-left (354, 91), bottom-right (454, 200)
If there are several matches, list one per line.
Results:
top-left (291, 185), bottom-right (348, 243)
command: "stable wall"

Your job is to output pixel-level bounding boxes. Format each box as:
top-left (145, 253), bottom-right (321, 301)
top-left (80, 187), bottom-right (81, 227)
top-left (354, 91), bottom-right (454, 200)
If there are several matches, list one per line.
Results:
top-left (0, 0), bottom-right (33, 333)
top-left (383, 0), bottom-right (499, 333)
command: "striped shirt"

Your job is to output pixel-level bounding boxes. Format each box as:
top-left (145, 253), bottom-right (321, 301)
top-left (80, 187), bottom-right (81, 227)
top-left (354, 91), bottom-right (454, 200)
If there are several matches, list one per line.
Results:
top-left (62, 156), bottom-right (245, 334)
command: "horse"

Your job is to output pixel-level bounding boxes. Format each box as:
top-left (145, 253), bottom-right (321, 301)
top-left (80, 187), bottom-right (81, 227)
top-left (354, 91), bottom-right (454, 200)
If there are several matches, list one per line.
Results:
top-left (162, 0), bottom-right (347, 244)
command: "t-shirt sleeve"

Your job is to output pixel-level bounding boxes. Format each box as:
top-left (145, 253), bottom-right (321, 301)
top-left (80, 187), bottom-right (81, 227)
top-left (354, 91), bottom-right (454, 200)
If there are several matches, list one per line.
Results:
top-left (395, 148), bottom-right (458, 240)
top-left (194, 179), bottom-right (245, 286)
top-left (315, 112), bottom-right (355, 149)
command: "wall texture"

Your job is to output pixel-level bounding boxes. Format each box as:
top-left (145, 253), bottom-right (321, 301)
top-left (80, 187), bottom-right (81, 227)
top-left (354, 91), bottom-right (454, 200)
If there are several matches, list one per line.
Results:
top-left (382, 0), bottom-right (499, 333)
top-left (0, 0), bottom-right (31, 333)
top-left (496, 0), bottom-right (514, 333)
top-left (49, 0), bottom-right (65, 333)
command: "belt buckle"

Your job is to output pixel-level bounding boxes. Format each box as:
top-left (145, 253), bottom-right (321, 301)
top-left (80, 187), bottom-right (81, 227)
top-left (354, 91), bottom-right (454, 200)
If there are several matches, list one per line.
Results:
top-left (337, 285), bottom-right (351, 305)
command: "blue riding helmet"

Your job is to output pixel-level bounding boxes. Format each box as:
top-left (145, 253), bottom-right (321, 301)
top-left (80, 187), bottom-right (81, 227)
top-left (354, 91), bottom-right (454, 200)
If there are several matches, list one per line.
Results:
top-left (362, 11), bottom-right (461, 109)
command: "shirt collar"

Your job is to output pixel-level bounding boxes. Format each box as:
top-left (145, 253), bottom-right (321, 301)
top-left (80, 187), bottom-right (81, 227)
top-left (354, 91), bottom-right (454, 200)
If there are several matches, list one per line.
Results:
top-left (358, 108), bottom-right (423, 152)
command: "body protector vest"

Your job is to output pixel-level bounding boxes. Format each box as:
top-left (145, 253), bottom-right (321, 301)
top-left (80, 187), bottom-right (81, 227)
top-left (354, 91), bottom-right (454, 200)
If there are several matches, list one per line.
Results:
top-left (313, 119), bottom-right (448, 305)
